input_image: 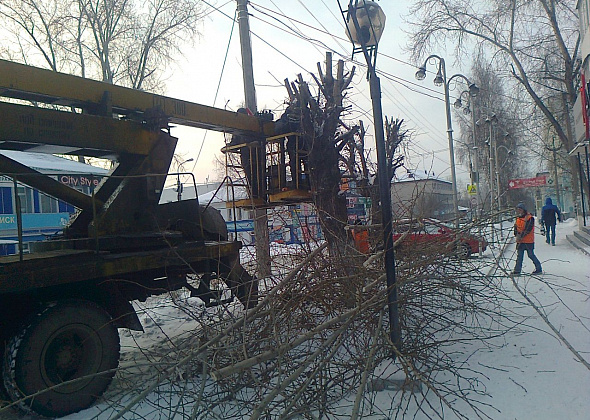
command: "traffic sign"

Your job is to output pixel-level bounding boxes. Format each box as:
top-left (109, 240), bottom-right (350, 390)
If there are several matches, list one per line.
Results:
top-left (467, 184), bottom-right (477, 195)
top-left (507, 176), bottom-right (547, 189)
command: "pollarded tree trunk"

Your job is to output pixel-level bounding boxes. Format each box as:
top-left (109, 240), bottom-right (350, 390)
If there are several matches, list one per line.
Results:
top-left (284, 52), bottom-right (355, 254)
top-left (308, 131), bottom-right (349, 253)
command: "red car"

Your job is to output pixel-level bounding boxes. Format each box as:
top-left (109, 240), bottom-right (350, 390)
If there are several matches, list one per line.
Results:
top-left (392, 218), bottom-right (487, 258)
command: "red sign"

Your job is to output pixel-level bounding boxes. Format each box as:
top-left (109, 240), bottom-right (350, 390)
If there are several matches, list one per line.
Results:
top-left (507, 176), bottom-right (547, 189)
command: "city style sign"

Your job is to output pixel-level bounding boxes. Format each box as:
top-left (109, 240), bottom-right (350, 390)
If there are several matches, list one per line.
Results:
top-left (58, 175), bottom-right (101, 188)
top-left (507, 176), bottom-right (547, 189)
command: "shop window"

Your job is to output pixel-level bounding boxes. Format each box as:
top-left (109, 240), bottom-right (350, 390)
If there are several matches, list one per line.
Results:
top-left (17, 186), bottom-right (34, 213)
top-left (0, 187), bottom-right (13, 214)
top-left (58, 200), bottom-right (75, 213)
top-left (39, 192), bottom-right (58, 213)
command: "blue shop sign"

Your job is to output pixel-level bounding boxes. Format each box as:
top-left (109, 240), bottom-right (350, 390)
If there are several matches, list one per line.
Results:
top-left (0, 213), bottom-right (71, 230)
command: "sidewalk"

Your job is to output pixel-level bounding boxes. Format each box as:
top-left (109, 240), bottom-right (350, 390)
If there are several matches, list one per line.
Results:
top-left (481, 218), bottom-right (590, 419)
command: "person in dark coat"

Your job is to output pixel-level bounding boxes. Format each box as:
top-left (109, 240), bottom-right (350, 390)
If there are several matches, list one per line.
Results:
top-left (541, 197), bottom-right (562, 246)
top-left (512, 202), bottom-right (542, 275)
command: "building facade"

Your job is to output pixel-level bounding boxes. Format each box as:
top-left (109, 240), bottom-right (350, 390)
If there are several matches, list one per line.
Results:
top-left (0, 151), bottom-right (107, 255)
top-left (574, 0), bottom-right (590, 145)
top-left (391, 171), bottom-right (455, 221)
top-left (573, 0), bottom-right (590, 221)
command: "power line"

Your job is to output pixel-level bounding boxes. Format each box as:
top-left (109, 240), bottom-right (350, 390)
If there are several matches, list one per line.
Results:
top-left (246, 5), bottom-right (448, 141)
top-left (191, 6), bottom-right (238, 173)
top-left (246, 3), bottom-right (452, 153)
top-left (197, 2), bottom-right (472, 174)
top-left (245, 2), bottom-right (460, 147)
top-left (248, 4), bottom-right (457, 169)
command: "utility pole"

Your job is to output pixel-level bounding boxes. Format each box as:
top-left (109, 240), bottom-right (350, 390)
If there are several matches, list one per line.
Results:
top-left (547, 137), bottom-right (562, 209)
top-left (237, 0), bottom-right (271, 277)
top-left (487, 119), bottom-right (495, 211)
top-left (493, 134), bottom-right (501, 210)
top-left (469, 99), bottom-right (481, 219)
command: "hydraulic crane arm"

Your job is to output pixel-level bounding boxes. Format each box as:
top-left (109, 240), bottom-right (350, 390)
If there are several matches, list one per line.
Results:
top-left (0, 59), bottom-right (274, 143)
top-left (0, 101), bottom-right (158, 158)
top-left (0, 59), bottom-right (278, 237)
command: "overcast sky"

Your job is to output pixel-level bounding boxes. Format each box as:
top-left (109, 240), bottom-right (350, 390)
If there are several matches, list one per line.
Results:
top-left (162, 0), bottom-right (472, 187)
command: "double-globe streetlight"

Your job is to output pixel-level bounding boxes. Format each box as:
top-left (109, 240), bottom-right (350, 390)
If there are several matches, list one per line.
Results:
top-left (415, 56), bottom-right (479, 227)
top-left (340, 0), bottom-right (401, 350)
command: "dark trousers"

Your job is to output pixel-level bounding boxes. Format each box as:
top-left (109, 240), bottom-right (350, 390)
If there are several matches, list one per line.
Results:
top-left (545, 224), bottom-right (556, 245)
top-left (514, 243), bottom-right (542, 273)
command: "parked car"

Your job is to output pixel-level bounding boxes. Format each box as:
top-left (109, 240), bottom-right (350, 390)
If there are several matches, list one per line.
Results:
top-left (392, 218), bottom-right (487, 258)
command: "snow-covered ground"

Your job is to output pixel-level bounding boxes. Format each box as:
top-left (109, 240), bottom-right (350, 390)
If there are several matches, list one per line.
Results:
top-left (3, 219), bottom-right (589, 419)
top-left (360, 218), bottom-right (590, 419)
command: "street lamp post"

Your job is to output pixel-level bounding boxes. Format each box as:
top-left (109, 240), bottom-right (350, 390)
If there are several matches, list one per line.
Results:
top-left (416, 56), bottom-right (479, 228)
top-left (546, 137), bottom-right (562, 210)
top-left (496, 144), bottom-right (513, 208)
top-left (340, 0), bottom-right (401, 350)
top-left (493, 130), bottom-right (501, 210)
top-left (494, 133), bottom-right (511, 210)
top-left (484, 115), bottom-right (498, 211)
top-left (176, 158), bottom-right (194, 201)
top-left (454, 91), bottom-right (481, 220)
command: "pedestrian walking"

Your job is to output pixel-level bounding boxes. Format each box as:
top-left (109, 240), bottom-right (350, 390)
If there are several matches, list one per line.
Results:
top-left (541, 197), bottom-right (562, 246)
top-left (512, 202), bottom-right (542, 275)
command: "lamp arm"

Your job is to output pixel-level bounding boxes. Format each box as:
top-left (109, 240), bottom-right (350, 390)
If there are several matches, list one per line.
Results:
top-left (447, 73), bottom-right (471, 87)
top-left (421, 54), bottom-right (443, 68)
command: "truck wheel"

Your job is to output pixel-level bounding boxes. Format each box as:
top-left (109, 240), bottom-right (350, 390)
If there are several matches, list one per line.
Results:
top-left (457, 242), bottom-right (472, 259)
top-left (2, 300), bottom-right (120, 417)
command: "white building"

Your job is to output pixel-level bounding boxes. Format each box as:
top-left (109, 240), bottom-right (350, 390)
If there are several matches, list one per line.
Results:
top-left (391, 171), bottom-right (455, 221)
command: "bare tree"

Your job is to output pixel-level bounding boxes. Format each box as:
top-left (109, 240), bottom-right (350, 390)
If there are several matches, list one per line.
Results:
top-left (80, 0), bottom-right (203, 89)
top-left (406, 0), bottom-right (588, 206)
top-left (0, 0), bottom-right (65, 69)
top-left (370, 117), bottom-right (408, 225)
top-left (283, 54), bottom-right (409, 256)
top-left (454, 53), bottom-right (523, 211)
top-left (0, 0), bottom-right (204, 89)
top-left (284, 52), bottom-right (357, 252)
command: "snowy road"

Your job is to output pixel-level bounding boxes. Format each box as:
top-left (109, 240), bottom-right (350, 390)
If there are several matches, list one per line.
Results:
top-left (467, 219), bottom-right (590, 420)
top-left (1, 220), bottom-right (589, 420)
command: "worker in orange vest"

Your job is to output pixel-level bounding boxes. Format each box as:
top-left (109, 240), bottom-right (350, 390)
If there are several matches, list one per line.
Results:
top-left (512, 202), bottom-right (542, 275)
top-left (352, 219), bottom-right (370, 254)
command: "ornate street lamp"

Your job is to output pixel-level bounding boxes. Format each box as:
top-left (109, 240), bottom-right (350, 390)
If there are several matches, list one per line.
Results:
top-left (339, 0), bottom-right (401, 350)
top-left (415, 55), bottom-right (479, 227)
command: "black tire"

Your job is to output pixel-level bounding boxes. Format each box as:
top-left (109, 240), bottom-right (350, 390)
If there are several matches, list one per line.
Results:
top-left (457, 242), bottom-right (472, 259)
top-left (2, 300), bottom-right (120, 417)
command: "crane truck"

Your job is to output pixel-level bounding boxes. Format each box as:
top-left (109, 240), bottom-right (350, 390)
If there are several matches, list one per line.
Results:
top-left (0, 59), bottom-right (273, 417)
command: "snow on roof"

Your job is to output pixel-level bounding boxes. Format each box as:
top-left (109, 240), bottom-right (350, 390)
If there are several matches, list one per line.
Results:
top-left (393, 170), bottom-right (449, 183)
top-left (197, 185), bottom-right (249, 203)
top-left (0, 150), bottom-right (109, 175)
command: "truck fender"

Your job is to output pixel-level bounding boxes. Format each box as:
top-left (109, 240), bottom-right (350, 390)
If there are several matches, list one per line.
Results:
top-left (97, 280), bottom-right (144, 331)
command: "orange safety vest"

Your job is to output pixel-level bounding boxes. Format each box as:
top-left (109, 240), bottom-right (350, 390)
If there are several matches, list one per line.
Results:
top-left (352, 229), bottom-right (370, 254)
top-left (515, 213), bottom-right (535, 243)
